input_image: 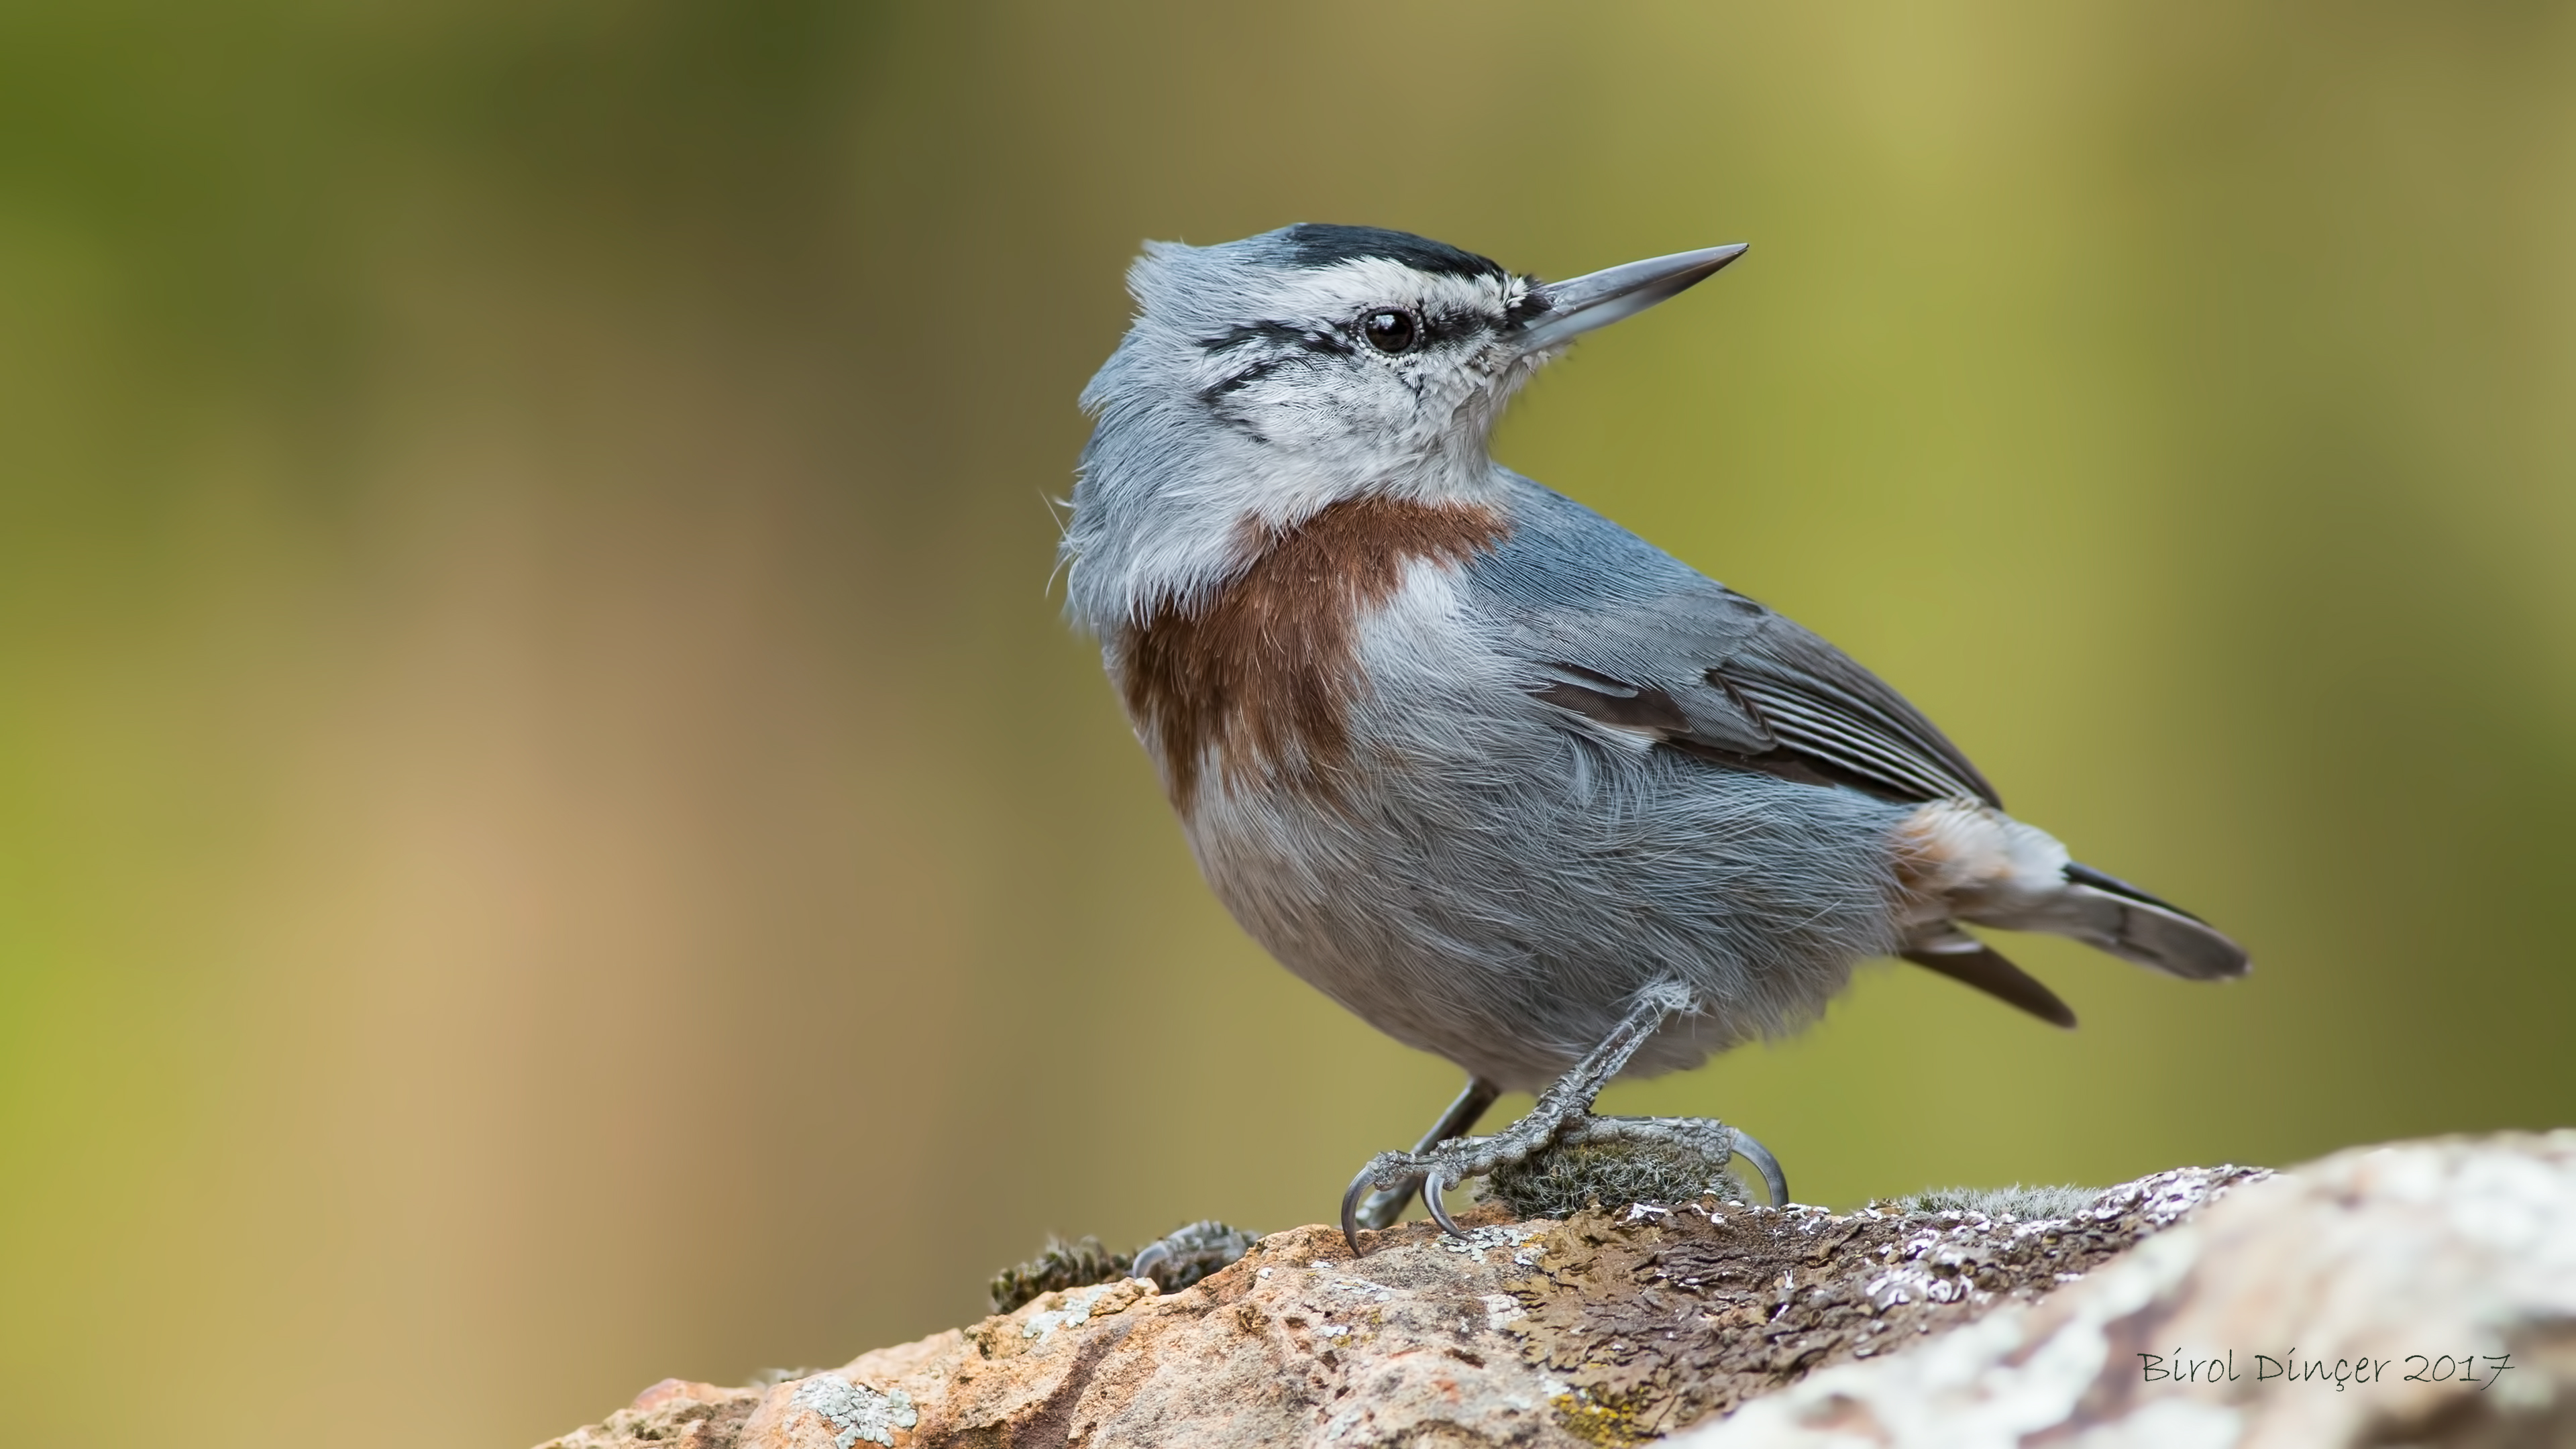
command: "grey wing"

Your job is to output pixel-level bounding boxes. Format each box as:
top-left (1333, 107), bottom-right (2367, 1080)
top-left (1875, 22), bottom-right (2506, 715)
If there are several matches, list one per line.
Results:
top-left (1471, 476), bottom-right (1997, 808)
top-left (1467, 477), bottom-right (2070, 1028)
top-left (1715, 611), bottom-right (1999, 807)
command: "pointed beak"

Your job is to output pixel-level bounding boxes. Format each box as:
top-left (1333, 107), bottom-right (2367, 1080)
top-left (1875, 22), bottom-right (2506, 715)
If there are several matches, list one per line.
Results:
top-left (1512, 243), bottom-right (1748, 355)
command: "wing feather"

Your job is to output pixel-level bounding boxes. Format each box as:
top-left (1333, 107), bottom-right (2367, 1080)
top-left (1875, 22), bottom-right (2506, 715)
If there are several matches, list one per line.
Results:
top-left (1721, 671), bottom-right (1992, 805)
top-left (1470, 475), bottom-right (2001, 810)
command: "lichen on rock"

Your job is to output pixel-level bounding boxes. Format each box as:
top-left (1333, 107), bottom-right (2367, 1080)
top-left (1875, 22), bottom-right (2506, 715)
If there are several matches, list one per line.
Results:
top-left (788, 1375), bottom-right (916, 1448)
top-left (536, 1136), bottom-right (2576, 1449)
top-left (1679, 1132), bottom-right (2576, 1449)
top-left (1503, 1167), bottom-right (2260, 1443)
top-left (539, 1166), bottom-right (2267, 1448)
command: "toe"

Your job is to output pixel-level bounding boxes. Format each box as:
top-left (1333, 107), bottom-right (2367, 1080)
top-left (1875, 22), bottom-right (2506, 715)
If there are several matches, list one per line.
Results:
top-left (1729, 1127), bottom-right (1791, 1207)
top-left (1354, 1175), bottom-right (1421, 1232)
top-left (1422, 1168), bottom-right (1465, 1238)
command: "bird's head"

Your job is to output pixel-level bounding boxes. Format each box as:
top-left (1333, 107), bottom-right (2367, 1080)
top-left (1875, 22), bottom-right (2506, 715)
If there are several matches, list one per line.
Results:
top-left (1063, 225), bottom-right (1743, 626)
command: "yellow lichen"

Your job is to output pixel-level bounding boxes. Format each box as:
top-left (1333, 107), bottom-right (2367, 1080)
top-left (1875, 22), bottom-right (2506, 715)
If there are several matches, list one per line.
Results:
top-left (1550, 1387), bottom-right (1660, 1448)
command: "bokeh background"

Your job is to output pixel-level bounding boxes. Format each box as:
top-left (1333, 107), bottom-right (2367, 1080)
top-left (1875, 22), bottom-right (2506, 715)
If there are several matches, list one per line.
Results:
top-left (3, 1), bottom-right (2571, 1444)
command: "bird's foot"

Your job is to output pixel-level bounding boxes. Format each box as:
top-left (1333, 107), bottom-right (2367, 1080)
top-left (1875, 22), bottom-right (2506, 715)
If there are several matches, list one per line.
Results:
top-left (1340, 983), bottom-right (1748, 1252)
top-left (1343, 1111), bottom-right (1788, 1246)
top-left (1350, 1076), bottom-right (1503, 1232)
top-left (1342, 1098), bottom-right (1586, 1244)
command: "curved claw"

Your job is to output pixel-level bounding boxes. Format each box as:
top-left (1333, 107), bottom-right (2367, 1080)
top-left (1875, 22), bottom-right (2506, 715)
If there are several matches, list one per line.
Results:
top-left (1422, 1168), bottom-right (1465, 1239)
top-left (1729, 1126), bottom-right (1790, 1207)
top-left (1129, 1241), bottom-right (1170, 1285)
top-left (1354, 1177), bottom-right (1421, 1232)
top-left (1341, 1163), bottom-right (1378, 1254)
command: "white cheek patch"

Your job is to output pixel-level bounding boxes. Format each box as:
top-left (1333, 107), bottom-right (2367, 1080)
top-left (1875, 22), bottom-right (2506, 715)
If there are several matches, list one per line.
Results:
top-left (1234, 365), bottom-right (1412, 451)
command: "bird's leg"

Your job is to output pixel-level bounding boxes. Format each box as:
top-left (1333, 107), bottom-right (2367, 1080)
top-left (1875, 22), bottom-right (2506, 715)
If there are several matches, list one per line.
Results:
top-left (1342, 982), bottom-right (1786, 1249)
top-left (1350, 1075), bottom-right (1503, 1232)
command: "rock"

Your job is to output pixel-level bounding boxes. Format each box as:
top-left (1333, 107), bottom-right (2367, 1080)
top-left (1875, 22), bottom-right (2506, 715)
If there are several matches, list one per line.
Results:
top-left (536, 1166), bottom-right (2257, 1448)
top-left (1676, 1131), bottom-right (2576, 1448)
top-left (533, 1135), bottom-right (2576, 1448)
top-left (541, 1377), bottom-right (763, 1449)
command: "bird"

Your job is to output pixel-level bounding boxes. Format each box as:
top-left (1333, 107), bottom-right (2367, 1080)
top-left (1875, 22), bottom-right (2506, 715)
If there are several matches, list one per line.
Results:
top-left (1055, 224), bottom-right (2248, 1250)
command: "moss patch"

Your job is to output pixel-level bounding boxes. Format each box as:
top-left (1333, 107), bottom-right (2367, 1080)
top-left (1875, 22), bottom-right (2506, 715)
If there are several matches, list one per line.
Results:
top-left (1479, 1136), bottom-right (1748, 1220)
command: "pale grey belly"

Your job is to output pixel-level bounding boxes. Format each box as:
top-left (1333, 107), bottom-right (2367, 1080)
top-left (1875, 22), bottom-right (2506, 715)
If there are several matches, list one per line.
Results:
top-left (1185, 706), bottom-right (1913, 1092)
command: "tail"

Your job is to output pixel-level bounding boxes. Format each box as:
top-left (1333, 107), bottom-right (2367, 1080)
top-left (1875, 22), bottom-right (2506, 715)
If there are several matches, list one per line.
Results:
top-left (2047, 861), bottom-right (2249, 981)
top-left (1900, 934), bottom-right (2078, 1028)
top-left (1893, 802), bottom-right (2250, 1021)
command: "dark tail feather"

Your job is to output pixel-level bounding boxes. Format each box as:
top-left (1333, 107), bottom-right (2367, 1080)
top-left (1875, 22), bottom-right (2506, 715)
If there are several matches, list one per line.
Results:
top-left (1901, 942), bottom-right (2078, 1029)
top-left (2063, 861), bottom-right (2207, 922)
top-left (2059, 862), bottom-right (2251, 981)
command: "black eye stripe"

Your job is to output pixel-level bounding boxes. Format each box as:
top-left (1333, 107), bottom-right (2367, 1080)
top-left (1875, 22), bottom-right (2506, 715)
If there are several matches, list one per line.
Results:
top-left (1198, 320), bottom-right (1353, 356)
top-left (1198, 308), bottom-right (1496, 368)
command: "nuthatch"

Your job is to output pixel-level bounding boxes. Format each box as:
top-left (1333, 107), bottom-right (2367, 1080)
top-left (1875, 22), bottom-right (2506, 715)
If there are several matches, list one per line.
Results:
top-left (1057, 225), bottom-right (2247, 1250)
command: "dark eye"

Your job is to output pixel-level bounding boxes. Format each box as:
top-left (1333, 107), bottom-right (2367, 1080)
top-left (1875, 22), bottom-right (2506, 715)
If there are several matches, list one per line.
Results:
top-left (1362, 309), bottom-right (1419, 354)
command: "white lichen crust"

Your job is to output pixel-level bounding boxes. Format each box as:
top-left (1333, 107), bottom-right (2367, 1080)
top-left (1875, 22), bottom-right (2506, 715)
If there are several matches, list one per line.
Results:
top-left (1685, 1133), bottom-right (2576, 1449)
top-left (534, 1138), bottom-right (2576, 1449)
top-left (786, 1376), bottom-right (916, 1449)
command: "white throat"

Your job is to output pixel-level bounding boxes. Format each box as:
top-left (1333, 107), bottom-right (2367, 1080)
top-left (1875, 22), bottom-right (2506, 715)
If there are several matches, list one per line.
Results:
top-left (1062, 403), bottom-right (1514, 631)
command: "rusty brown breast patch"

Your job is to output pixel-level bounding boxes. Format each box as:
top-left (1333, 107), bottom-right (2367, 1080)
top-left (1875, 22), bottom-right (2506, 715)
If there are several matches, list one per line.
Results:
top-left (1115, 496), bottom-right (1510, 810)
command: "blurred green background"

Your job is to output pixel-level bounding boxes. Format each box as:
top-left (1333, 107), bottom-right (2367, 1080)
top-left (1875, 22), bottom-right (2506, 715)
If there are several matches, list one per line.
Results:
top-left (2, 1), bottom-right (2571, 1444)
